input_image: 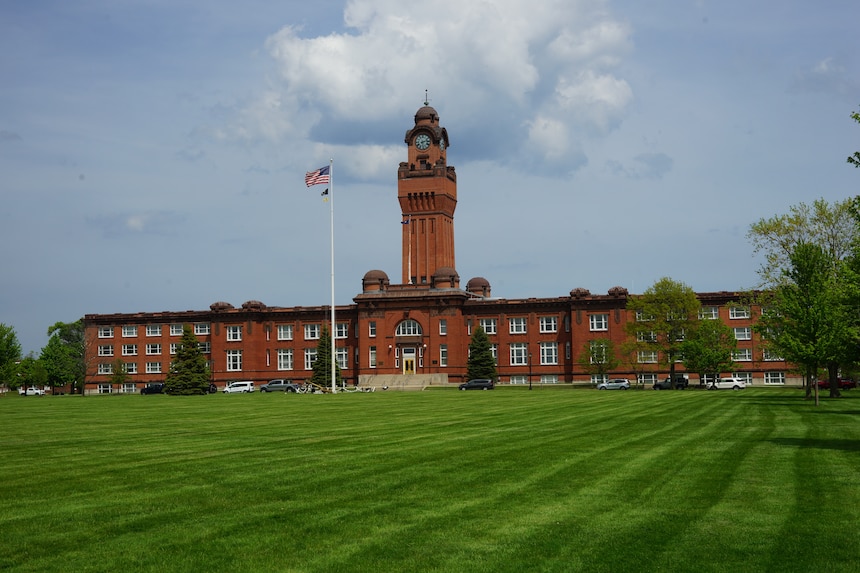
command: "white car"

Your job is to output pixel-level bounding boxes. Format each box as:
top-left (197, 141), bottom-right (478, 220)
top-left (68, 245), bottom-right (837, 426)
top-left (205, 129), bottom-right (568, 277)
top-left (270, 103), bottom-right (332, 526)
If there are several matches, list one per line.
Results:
top-left (223, 381), bottom-right (255, 393)
top-left (19, 387), bottom-right (46, 396)
top-left (707, 378), bottom-right (746, 391)
top-left (597, 378), bottom-right (631, 390)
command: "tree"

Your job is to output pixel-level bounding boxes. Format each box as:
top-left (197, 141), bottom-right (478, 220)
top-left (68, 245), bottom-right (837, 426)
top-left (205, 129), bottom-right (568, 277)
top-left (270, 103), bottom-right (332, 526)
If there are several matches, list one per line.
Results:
top-left (110, 359), bottom-right (129, 390)
top-left (309, 325), bottom-right (341, 390)
top-left (848, 108), bottom-right (860, 168)
top-left (40, 320), bottom-right (86, 394)
top-left (626, 277), bottom-right (701, 389)
top-left (578, 338), bottom-right (620, 383)
top-left (12, 353), bottom-right (48, 391)
top-left (466, 326), bottom-right (497, 381)
top-left (0, 323), bottom-right (23, 386)
top-left (164, 325), bottom-right (211, 395)
top-left (680, 319), bottom-right (736, 385)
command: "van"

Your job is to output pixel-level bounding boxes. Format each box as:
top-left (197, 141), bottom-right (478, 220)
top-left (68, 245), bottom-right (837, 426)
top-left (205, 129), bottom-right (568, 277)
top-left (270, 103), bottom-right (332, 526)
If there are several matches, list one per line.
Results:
top-left (223, 381), bottom-right (255, 394)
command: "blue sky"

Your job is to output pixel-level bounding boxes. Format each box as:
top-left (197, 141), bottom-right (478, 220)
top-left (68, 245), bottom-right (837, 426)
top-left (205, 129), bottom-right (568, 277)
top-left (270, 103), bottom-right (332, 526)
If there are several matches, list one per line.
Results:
top-left (2, 0), bottom-right (858, 355)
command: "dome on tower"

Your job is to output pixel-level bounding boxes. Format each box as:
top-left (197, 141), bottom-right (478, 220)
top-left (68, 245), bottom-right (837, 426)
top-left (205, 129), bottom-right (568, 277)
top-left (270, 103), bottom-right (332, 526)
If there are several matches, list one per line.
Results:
top-left (431, 266), bottom-right (459, 289)
top-left (414, 105), bottom-right (438, 123)
top-left (466, 277), bottom-right (491, 297)
top-left (362, 269), bottom-right (390, 292)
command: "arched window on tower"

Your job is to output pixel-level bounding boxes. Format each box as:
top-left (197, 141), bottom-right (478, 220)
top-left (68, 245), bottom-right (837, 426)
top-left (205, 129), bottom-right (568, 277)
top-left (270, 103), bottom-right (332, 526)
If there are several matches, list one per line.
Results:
top-left (395, 319), bottom-right (423, 336)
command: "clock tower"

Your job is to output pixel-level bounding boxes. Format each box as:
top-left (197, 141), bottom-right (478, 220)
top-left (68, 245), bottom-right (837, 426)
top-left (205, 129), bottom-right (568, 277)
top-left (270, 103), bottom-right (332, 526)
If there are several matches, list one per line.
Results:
top-left (398, 103), bottom-right (457, 286)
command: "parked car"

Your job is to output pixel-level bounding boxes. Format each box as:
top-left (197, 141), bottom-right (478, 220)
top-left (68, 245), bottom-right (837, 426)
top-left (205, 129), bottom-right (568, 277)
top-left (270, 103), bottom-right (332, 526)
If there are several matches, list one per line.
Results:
top-left (260, 379), bottom-right (300, 393)
top-left (707, 377), bottom-right (746, 391)
top-left (817, 379), bottom-right (856, 390)
top-left (223, 381), bottom-right (255, 393)
top-left (458, 379), bottom-right (494, 390)
top-left (597, 378), bottom-right (630, 390)
top-left (207, 383), bottom-right (218, 394)
top-left (653, 376), bottom-right (688, 390)
top-left (18, 387), bottom-right (45, 396)
top-left (140, 383), bottom-right (165, 395)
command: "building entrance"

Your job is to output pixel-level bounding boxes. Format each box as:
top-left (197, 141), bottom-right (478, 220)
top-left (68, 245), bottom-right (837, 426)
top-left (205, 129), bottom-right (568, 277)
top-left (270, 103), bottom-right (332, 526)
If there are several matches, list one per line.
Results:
top-left (402, 347), bottom-right (416, 374)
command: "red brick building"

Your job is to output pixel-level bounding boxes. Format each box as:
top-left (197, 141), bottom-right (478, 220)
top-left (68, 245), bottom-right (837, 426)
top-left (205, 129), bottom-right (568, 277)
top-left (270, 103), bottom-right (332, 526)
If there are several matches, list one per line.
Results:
top-left (82, 104), bottom-right (794, 394)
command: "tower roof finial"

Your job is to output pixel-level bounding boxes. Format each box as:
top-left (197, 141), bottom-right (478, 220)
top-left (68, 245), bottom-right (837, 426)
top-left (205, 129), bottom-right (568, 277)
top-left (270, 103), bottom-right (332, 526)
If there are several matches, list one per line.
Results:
top-left (424, 89), bottom-right (429, 106)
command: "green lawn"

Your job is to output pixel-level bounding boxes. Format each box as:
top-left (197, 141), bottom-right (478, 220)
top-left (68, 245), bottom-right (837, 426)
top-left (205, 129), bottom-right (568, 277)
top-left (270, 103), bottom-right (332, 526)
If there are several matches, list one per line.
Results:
top-left (1, 387), bottom-right (858, 572)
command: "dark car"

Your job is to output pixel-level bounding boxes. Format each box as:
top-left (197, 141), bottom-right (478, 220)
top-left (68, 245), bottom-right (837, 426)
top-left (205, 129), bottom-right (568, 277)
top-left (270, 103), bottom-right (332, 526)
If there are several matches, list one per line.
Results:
top-left (141, 383), bottom-right (165, 395)
top-left (458, 379), bottom-right (494, 391)
top-left (653, 376), bottom-right (688, 390)
top-left (260, 379), bottom-right (300, 393)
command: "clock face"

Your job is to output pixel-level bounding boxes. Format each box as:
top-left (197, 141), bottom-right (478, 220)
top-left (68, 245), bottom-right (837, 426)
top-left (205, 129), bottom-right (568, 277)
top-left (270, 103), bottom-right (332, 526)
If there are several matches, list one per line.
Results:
top-left (414, 134), bottom-right (431, 150)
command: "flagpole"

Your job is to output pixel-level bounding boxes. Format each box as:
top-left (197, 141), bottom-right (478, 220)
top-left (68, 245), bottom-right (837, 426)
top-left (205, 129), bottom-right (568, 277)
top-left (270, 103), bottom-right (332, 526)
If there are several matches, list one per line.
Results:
top-left (329, 158), bottom-right (336, 394)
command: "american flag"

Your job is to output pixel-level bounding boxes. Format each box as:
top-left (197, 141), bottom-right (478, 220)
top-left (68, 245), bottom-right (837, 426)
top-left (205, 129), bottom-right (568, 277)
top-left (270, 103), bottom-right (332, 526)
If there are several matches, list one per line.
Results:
top-left (305, 165), bottom-right (330, 187)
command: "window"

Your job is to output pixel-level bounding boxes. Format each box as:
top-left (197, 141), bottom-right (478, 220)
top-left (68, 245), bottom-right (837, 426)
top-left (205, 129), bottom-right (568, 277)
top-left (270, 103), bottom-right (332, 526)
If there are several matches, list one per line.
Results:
top-left (638, 373), bottom-right (657, 386)
top-left (98, 363), bottom-right (113, 375)
top-left (124, 363), bottom-right (137, 375)
top-left (277, 325), bottom-right (293, 340)
top-left (637, 350), bottom-right (657, 363)
top-left (540, 342), bottom-right (558, 365)
top-left (509, 317), bottom-right (527, 334)
top-left (395, 319), bottom-right (422, 336)
top-left (122, 326), bottom-right (138, 337)
top-left (730, 306), bottom-right (750, 319)
top-left (98, 383), bottom-right (112, 394)
top-left (435, 319), bottom-right (447, 336)
top-left (733, 372), bottom-right (753, 385)
top-left (491, 344), bottom-right (498, 364)
top-left (764, 372), bottom-right (785, 385)
top-left (98, 326), bottom-right (114, 338)
top-left (540, 316), bottom-right (558, 333)
top-left (226, 350), bottom-right (242, 371)
top-left (733, 327), bottom-right (751, 341)
top-left (146, 344), bottom-right (161, 355)
top-left (277, 349), bottom-right (294, 370)
top-left (170, 324), bottom-right (183, 336)
top-left (335, 323), bottom-right (348, 339)
top-left (304, 348), bottom-right (317, 370)
top-left (368, 321), bottom-right (376, 337)
top-left (732, 348), bottom-right (752, 362)
top-left (146, 362), bottom-right (161, 374)
top-left (121, 382), bottom-right (136, 394)
top-left (369, 347), bottom-right (377, 368)
top-left (439, 344), bottom-right (447, 367)
top-left (122, 344), bottom-right (138, 356)
top-left (146, 325), bottom-right (162, 336)
top-left (198, 342), bottom-right (211, 354)
top-left (170, 343), bottom-right (179, 355)
top-left (637, 331), bottom-right (657, 343)
top-left (479, 318), bottom-right (496, 335)
top-left (589, 314), bottom-right (609, 332)
top-left (336, 347), bottom-right (348, 369)
top-left (541, 374), bottom-right (559, 384)
top-left (763, 349), bottom-right (783, 361)
top-left (591, 374), bottom-right (607, 385)
top-left (194, 323), bottom-right (210, 335)
top-left (510, 375), bottom-right (528, 385)
top-left (98, 345), bottom-right (113, 357)
top-left (636, 311), bottom-right (655, 322)
top-left (589, 340), bottom-right (607, 364)
top-left (699, 306), bottom-right (719, 320)
top-left (304, 324), bottom-right (321, 340)
top-left (226, 326), bottom-right (242, 341)
top-left (510, 343), bottom-right (528, 365)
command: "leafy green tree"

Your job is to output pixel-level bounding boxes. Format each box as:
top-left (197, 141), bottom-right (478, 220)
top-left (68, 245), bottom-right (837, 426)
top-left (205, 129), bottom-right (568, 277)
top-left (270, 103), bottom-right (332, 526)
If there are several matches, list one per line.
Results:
top-left (12, 353), bottom-right (48, 391)
top-left (110, 359), bottom-right (129, 391)
top-left (578, 338), bottom-right (620, 383)
top-left (309, 325), bottom-right (341, 390)
top-left (164, 325), bottom-right (211, 395)
top-left (0, 323), bottom-right (23, 386)
top-left (40, 320), bottom-right (86, 393)
top-left (626, 277), bottom-right (701, 389)
top-left (680, 319), bottom-right (736, 384)
top-left (848, 108), bottom-right (860, 168)
top-left (466, 326), bottom-right (497, 381)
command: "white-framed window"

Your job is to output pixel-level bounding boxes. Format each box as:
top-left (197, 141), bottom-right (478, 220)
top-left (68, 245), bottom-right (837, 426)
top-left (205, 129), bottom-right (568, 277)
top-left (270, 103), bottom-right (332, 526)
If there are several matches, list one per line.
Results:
top-left (699, 306), bottom-right (719, 320)
top-left (540, 342), bottom-right (558, 365)
top-left (539, 316), bottom-right (558, 333)
top-left (122, 344), bottom-right (138, 356)
top-left (541, 374), bottom-right (559, 384)
top-left (763, 349), bottom-right (783, 361)
top-left (170, 324), bottom-right (183, 336)
top-left (122, 326), bottom-right (138, 337)
top-left (636, 311), bottom-right (655, 322)
top-left (226, 326), bottom-right (242, 341)
top-left (439, 319), bottom-right (447, 335)
top-left (170, 343), bottom-right (179, 355)
top-left (637, 331), bottom-right (657, 343)
top-left (335, 323), bottom-right (348, 339)
top-left (124, 363), bottom-right (137, 375)
top-left (732, 348), bottom-right (752, 361)
top-left (637, 350), bottom-right (658, 363)
top-left (98, 363), bottom-right (113, 375)
top-left (146, 362), bottom-right (161, 374)
top-left (145, 344), bottom-right (161, 355)
top-left (589, 340), bottom-right (607, 364)
top-left (194, 323), bottom-right (210, 335)
top-left (733, 372), bottom-right (753, 385)
top-left (226, 350), bottom-right (242, 371)
top-left (479, 318), bottom-right (496, 335)
top-left (98, 345), bottom-right (113, 357)
top-left (336, 347), bottom-right (348, 369)
top-left (439, 344), bottom-right (447, 367)
top-left (509, 317), bottom-right (527, 334)
top-left (98, 383), bottom-right (112, 394)
top-left (510, 343), bottom-right (528, 365)
top-left (198, 342), bottom-right (211, 354)
top-left (589, 314), bottom-right (609, 332)
top-left (304, 324), bottom-right (321, 340)
top-left (277, 325), bottom-right (293, 341)
top-left (395, 319), bottom-right (422, 336)
top-left (369, 347), bottom-right (377, 368)
top-left (121, 382), bottom-right (136, 393)
top-left (510, 375), bottom-right (528, 385)
top-left (591, 374), bottom-right (608, 385)
top-left (145, 325), bottom-right (162, 337)
top-left (98, 326), bottom-right (114, 338)
top-left (764, 372), bottom-right (785, 385)
top-left (729, 306), bottom-right (750, 319)
top-left (491, 344), bottom-right (498, 365)
top-left (733, 327), bottom-right (752, 341)
top-left (638, 373), bottom-right (658, 386)
top-left (304, 348), bottom-right (317, 370)
top-left (277, 349), bottom-right (293, 370)
top-left (368, 321), bottom-right (376, 337)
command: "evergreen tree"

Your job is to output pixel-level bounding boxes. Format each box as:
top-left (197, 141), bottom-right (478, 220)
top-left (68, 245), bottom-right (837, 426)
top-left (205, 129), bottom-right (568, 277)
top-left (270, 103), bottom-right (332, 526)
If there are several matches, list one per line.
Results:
top-left (466, 326), bottom-right (497, 381)
top-left (164, 325), bottom-right (211, 395)
top-left (309, 325), bottom-right (342, 390)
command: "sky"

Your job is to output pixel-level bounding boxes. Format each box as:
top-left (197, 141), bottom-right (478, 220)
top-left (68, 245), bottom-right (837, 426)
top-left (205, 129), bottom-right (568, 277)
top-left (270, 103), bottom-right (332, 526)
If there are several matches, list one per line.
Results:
top-left (2, 0), bottom-right (858, 355)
